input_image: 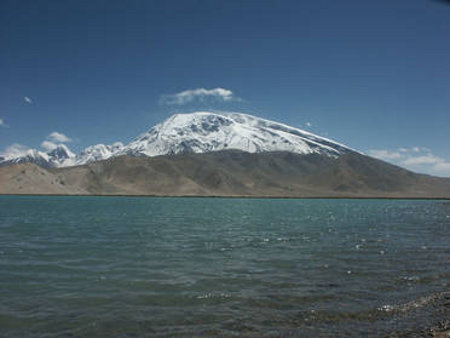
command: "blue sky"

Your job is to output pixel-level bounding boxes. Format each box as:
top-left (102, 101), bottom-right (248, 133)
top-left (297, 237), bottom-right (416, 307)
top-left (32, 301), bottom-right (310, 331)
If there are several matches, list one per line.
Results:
top-left (1, 0), bottom-right (449, 176)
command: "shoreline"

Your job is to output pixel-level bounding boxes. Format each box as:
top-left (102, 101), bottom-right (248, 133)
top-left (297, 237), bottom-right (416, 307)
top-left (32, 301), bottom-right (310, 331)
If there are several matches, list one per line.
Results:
top-left (1, 193), bottom-right (450, 200)
top-left (0, 193), bottom-right (450, 201)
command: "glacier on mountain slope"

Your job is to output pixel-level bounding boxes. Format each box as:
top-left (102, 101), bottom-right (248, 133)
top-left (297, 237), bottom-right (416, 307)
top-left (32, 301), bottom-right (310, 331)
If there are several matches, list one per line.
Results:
top-left (0, 112), bottom-right (353, 168)
top-left (1, 149), bottom-right (52, 168)
top-left (47, 144), bottom-right (76, 167)
top-left (0, 145), bottom-right (76, 168)
top-left (74, 142), bottom-right (124, 166)
top-left (120, 112), bottom-right (352, 157)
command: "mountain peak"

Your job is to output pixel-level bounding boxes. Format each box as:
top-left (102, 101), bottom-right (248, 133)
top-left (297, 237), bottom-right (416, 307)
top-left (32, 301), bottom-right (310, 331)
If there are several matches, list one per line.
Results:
top-left (0, 149), bottom-right (51, 168)
top-left (1, 112), bottom-right (353, 168)
top-left (48, 144), bottom-right (75, 159)
top-left (47, 144), bottom-right (76, 167)
top-left (74, 142), bottom-right (124, 166)
top-left (123, 111), bottom-right (352, 158)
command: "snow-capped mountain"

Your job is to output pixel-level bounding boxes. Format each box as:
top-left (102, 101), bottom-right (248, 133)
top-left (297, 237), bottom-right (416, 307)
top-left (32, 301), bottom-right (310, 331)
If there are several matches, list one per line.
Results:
top-left (121, 112), bottom-right (352, 158)
top-left (74, 142), bottom-right (123, 166)
top-left (47, 144), bottom-right (76, 167)
top-left (0, 112), bottom-right (354, 168)
top-left (0, 149), bottom-right (53, 168)
top-left (0, 145), bottom-right (75, 168)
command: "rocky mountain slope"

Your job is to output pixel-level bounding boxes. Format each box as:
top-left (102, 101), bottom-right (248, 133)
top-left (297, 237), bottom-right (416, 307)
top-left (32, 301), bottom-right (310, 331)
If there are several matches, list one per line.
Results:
top-left (1, 150), bottom-right (449, 198)
top-left (1, 111), bottom-right (448, 198)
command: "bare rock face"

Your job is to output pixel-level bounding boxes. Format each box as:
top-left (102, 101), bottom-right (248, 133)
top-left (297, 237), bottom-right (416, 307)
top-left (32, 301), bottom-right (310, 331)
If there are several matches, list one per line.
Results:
top-left (1, 151), bottom-right (449, 198)
top-left (0, 163), bottom-right (86, 195)
top-left (1, 111), bottom-right (448, 197)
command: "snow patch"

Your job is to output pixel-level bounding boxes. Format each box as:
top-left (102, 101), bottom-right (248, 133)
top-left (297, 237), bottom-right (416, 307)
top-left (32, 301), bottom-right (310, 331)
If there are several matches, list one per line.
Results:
top-left (0, 112), bottom-right (353, 168)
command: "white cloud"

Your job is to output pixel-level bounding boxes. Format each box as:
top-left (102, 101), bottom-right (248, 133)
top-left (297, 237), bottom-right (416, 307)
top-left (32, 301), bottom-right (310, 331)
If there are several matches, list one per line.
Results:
top-left (41, 140), bottom-right (58, 151)
top-left (402, 154), bottom-right (442, 166)
top-left (0, 143), bottom-right (31, 159)
top-left (47, 131), bottom-right (72, 143)
top-left (1, 130), bottom-right (75, 161)
top-left (0, 118), bottom-right (10, 128)
top-left (434, 162), bottom-right (450, 174)
top-left (160, 88), bottom-right (240, 105)
top-left (368, 147), bottom-right (450, 177)
top-left (306, 122), bottom-right (312, 128)
top-left (368, 149), bottom-right (402, 160)
top-left (37, 131), bottom-right (73, 152)
top-left (24, 96), bottom-right (33, 104)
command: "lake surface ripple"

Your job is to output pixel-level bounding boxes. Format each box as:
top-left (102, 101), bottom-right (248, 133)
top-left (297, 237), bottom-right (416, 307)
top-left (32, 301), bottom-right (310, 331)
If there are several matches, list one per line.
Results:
top-left (0, 196), bottom-right (449, 337)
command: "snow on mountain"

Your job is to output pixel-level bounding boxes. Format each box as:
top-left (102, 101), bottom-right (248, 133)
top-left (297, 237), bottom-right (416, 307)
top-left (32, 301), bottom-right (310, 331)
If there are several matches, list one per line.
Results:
top-left (120, 112), bottom-right (352, 158)
top-left (0, 144), bottom-right (77, 168)
top-left (0, 149), bottom-right (52, 168)
top-left (47, 144), bottom-right (76, 167)
top-left (74, 142), bottom-right (123, 166)
top-left (0, 112), bottom-right (353, 168)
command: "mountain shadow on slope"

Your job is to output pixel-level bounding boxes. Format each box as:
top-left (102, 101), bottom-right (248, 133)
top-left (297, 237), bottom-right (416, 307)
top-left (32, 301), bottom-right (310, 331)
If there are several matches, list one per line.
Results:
top-left (1, 150), bottom-right (449, 197)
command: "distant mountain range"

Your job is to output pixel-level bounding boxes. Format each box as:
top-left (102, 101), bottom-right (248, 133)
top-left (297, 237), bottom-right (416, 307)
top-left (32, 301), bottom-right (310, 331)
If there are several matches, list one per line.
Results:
top-left (0, 112), bottom-right (353, 168)
top-left (1, 150), bottom-right (450, 197)
top-left (1, 112), bottom-right (449, 197)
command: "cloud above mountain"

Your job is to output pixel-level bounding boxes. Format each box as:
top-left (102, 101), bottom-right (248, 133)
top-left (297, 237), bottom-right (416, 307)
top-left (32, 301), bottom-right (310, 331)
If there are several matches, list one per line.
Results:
top-left (40, 132), bottom-right (73, 151)
top-left (1, 143), bottom-right (31, 159)
top-left (368, 147), bottom-right (450, 177)
top-left (1, 130), bottom-right (75, 161)
top-left (160, 88), bottom-right (240, 105)
top-left (48, 132), bottom-right (72, 143)
top-left (41, 141), bottom-right (58, 151)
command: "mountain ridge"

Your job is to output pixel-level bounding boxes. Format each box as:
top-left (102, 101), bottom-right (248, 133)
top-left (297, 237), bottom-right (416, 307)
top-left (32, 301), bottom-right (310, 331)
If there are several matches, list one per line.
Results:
top-left (1, 150), bottom-right (449, 198)
top-left (2, 111), bottom-right (448, 198)
top-left (0, 112), bottom-right (354, 168)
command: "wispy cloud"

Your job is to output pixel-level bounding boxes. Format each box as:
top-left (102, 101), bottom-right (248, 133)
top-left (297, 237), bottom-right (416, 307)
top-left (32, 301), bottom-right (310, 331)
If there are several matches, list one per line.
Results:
top-left (39, 132), bottom-right (73, 152)
top-left (434, 162), bottom-right (450, 173)
top-left (0, 143), bottom-right (31, 159)
top-left (160, 88), bottom-right (240, 105)
top-left (368, 149), bottom-right (402, 160)
top-left (368, 147), bottom-right (450, 177)
top-left (24, 96), bottom-right (33, 104)
top-left (305, 122), bottom-right (312, 128)
top-left (402, 154), bottom-right (442, 166)
top-left (47, 131), bottom-right (72, 143)
top-left (0, 118), bottom-right (7, 128)
top-left (0, 131), bottom-right (74, 160)
top-left (41, 140), bottom-right (58, 151)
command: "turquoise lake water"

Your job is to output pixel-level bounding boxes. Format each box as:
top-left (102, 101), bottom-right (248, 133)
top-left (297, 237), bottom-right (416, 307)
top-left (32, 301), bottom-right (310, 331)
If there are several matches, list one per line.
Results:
top-left (0, 196), bottom-right (449, 337)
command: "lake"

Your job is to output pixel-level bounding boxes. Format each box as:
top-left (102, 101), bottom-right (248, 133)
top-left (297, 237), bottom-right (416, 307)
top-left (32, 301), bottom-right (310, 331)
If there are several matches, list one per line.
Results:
top-left (0, 196), bottom-right (449, 336)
